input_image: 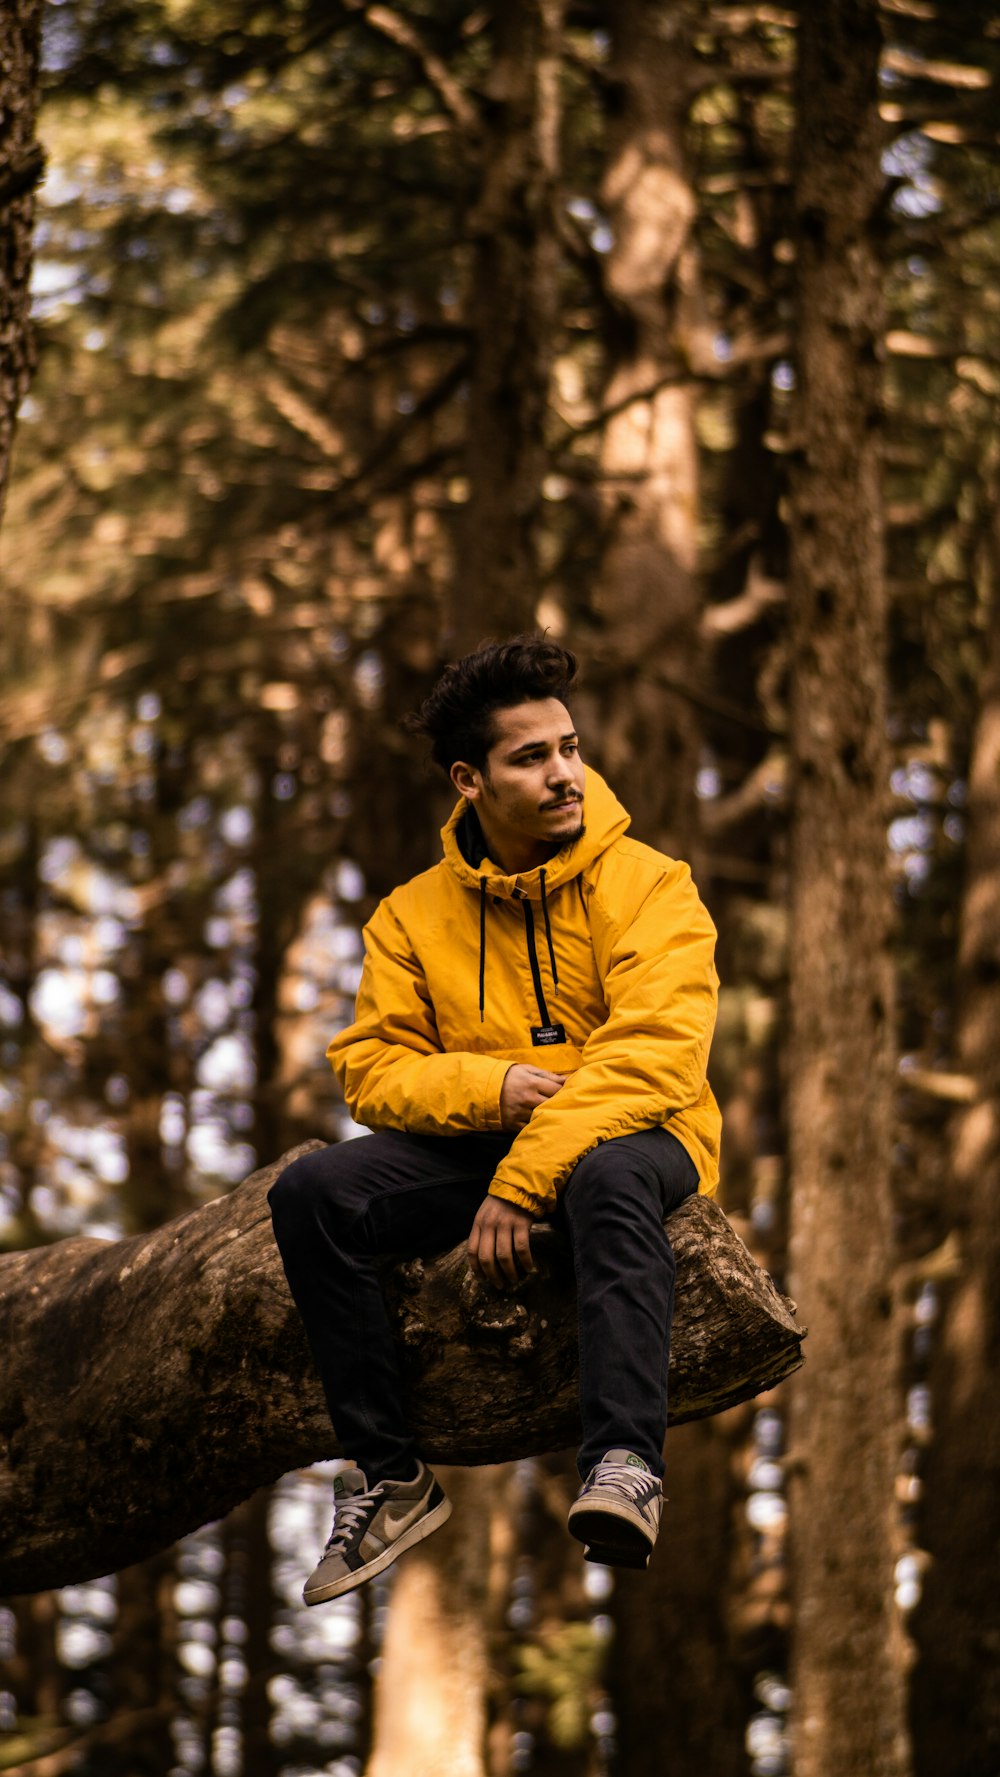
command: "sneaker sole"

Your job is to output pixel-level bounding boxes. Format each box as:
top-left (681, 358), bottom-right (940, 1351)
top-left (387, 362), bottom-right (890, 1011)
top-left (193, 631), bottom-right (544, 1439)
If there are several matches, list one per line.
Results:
top-left (583, 1540), bottom-right (652, 1570)
top-left (567, 1501), bottom-right (657, 1566)
top-left (303, 1495), bottom-right (453, 1605)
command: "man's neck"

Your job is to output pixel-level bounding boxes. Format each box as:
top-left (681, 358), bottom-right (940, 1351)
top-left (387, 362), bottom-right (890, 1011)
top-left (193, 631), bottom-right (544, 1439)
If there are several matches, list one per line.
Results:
top-left (476, 819), bottom-right (556, 877)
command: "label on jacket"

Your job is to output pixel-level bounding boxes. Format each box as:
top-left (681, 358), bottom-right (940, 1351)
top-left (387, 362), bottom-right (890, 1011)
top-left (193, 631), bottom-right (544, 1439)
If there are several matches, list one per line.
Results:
top-left (531, 1023), bottom-right (567, 1047)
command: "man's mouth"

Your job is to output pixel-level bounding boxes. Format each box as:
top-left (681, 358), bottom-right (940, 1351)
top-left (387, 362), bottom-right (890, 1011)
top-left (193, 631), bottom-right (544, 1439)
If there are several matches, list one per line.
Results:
top-left (542, 796), bottom-right (582, 812)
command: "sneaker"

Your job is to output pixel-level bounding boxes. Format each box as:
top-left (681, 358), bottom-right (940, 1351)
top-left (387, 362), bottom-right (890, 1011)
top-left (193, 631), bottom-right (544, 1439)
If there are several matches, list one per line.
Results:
top-left (303, 1461), bottom-right (452, 1605)
top-left (566, 1450), bottom-right (662, 1570)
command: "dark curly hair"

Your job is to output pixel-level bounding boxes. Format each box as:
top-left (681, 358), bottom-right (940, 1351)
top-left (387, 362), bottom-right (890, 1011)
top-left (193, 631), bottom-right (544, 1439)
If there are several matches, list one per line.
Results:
top-left (406, 635), bottom-right (578, 775)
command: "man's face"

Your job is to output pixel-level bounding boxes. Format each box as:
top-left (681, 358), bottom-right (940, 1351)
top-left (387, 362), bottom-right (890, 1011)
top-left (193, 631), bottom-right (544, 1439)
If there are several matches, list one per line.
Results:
top-left (451, 698), bottom-right (586, 870)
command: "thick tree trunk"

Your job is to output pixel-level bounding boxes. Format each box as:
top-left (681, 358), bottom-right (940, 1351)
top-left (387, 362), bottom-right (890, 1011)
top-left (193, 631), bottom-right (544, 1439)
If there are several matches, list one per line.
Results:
top-left (5, 1591), bottom-right (61, 1743)
top-left (227, 1489), bottom-right (282, 1777)
top-left (375, 14), bottom-right (567, 1733)
top-left (575, 0), bottom-right (705, 860)
top-left (784, 6), bottom-right (909, 1776)
top-left (910, 525), bottom-right (1000, 1777)
top-left (582, 14), bottom-right (750, 1772)
top-left (105, 1552), bottom-right (176, 1777)
top-left (365, 1466), bottom-right (515, 1777)
top-left (0, 0), bottom-right (43, 519)
top-left (609, 1416), bottom-right (750, 1777)
top-left (452, 0), bottom-right (565, 650)
top-left (0, 1144), bottom-right (801, 1596)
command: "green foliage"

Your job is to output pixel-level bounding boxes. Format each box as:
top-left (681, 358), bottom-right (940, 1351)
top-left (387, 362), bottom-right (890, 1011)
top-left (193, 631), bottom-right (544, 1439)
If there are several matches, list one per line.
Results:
top-left (515, 1619), bottom-right (608, 1750)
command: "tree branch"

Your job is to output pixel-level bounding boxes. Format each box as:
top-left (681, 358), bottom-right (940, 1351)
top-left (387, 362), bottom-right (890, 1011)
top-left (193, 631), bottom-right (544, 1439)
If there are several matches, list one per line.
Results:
top-left (0, 1146), bottom-right (803, 1595)
top-left (357, 4), bottom-right (480, 132)
top-left (700, 751), bottom-right (788, 834)
top-left (899, 1065), bottom-right (976, 1104)
top-left (701, 556), bottom-right (786, 639)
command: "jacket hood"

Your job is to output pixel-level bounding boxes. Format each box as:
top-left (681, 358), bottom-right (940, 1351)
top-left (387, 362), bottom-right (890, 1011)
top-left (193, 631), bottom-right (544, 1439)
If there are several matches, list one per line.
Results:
top-left (440, 765), bottom-right (630, 900)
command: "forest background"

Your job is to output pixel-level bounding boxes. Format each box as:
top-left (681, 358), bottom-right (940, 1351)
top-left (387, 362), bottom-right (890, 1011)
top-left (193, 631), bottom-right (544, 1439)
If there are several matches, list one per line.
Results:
top-left (0, 1), bottom-right (999, 1775)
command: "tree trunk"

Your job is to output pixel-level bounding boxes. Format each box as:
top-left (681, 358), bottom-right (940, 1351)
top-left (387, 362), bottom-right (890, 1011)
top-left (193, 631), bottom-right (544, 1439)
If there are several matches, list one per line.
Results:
top-left (227, 1489), bottom-right (281, 1777)
top-left (105, 1552), bottom-right (176, 1776)
top-left (365, 22), bottom-right (574, 1711)
top-left (580, 15), bottom-right (751, 1772)
top-left (910, 519), bottom-right (1000, 1777)
top-left (609, 1416), bottom-right (750, 1777)
top-left (0, 0), bottom-right (43, 519)
top-left (4, 1591), bottom-right (61, 1743)
top-left (366, 1467), bottom-right (514, 1777)
top-left (784, 5), bottom-right (909, 1776)
top-left (452, 0), bottom-right (566, 650)
top-left (0, 1145), bottom-right (802, 1595)
top-left (574, 0), bottom-right (705, 860)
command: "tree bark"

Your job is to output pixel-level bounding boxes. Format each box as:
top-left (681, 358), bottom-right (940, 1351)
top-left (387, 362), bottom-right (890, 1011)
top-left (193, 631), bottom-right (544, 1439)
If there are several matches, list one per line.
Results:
top-left (910, 517), bottom-right (1000, 1777)
top-left (579, 15), bottom-right (752, 1772)
top-left (105, 1552), bottom-right (176, 1777)
top-left (575, 0), bottom-right (705, 860)
top-left (0, 1144), bottom-right (802, 1597)
top-left (608, 1415), bottom-right (751, 1777)
top-left (372, 16), bottom-right (567, 1747)
top-left (0, 0), bottom-right (43, 519)
top-left (227, 1489), bottom-right (282, 1777)
top-left (365, 1466), bottom-right (515, 1777)
top-left (451, 0), bottom-right (566, 650)
top-left (784, 5), bottom-right (909, 1776)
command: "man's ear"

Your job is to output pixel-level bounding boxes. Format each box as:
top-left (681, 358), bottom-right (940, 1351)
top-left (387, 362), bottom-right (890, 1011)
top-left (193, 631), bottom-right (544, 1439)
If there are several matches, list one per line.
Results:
top-left (450, 760), bottom-right (481, 801)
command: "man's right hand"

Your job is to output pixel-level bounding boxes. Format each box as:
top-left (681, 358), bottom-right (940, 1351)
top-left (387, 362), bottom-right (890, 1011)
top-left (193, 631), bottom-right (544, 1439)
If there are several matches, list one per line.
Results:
top-left (499, 1065), bottom-right (566, 1131)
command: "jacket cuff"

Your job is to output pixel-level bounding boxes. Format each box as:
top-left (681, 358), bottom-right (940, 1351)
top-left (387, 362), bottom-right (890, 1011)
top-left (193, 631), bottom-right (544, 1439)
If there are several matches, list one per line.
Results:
top-left (488, 1178), bottom-right (546, 1215)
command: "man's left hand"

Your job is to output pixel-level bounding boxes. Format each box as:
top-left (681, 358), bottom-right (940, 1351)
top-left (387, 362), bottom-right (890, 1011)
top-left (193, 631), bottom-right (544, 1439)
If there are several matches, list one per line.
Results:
top-left (468, 1195), bottom-right (536, 1291)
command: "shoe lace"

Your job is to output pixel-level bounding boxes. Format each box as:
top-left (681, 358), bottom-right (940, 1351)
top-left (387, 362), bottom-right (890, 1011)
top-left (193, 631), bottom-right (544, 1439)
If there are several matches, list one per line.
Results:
top-left (325, 1483), bottom-right (384, 1554)
top-left (590, 1459), bottom-right (655, 1505)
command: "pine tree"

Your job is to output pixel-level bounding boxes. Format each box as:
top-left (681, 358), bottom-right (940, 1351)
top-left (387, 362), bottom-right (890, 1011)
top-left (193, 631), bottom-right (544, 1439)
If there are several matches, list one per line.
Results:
top-left (784, 3), bottom-right (910, 1773)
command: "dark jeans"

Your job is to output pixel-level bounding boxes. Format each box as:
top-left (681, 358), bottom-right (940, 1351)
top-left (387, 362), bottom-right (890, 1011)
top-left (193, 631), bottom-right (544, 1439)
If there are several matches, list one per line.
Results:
top-left (268, 1125), bottom-right (698, 1483)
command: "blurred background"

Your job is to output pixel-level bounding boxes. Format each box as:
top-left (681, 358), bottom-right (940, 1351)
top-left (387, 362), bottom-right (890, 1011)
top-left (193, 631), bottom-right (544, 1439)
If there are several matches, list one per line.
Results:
top-left (0, 1), bottom-right (997, 1773)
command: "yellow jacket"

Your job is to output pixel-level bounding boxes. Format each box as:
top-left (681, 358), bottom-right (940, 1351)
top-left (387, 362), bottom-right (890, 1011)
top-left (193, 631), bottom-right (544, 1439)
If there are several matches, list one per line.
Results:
top-left (327, 767), bottom-right (721, 1213)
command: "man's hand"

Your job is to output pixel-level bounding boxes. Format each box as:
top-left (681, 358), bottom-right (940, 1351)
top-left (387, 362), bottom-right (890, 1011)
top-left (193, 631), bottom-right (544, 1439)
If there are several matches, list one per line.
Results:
top-left (468, 1195), bottom-right (537, 1290)
top-left (499, 1064), bottom-right (565, 1131)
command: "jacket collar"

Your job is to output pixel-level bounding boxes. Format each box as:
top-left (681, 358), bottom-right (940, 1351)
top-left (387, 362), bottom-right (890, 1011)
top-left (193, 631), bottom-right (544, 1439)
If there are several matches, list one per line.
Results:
top-left (439, 765), bottom-right (630, 900)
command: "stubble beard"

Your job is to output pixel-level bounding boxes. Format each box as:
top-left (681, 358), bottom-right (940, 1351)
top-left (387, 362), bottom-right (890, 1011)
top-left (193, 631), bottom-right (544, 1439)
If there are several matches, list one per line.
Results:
top-left (548, 818), bottom-right (585, 855)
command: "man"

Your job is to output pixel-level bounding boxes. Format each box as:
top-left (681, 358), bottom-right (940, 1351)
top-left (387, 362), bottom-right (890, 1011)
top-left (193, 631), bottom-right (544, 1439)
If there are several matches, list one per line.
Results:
top-left (269, 635), bottom-right (721, 1605)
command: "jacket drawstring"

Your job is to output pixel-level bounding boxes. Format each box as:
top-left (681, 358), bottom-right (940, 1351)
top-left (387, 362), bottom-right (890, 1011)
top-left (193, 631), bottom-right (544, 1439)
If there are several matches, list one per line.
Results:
top-left (539, 870), bottom-right (559, 994)
top-left (481, 871), bottom-right (559, 1022)
top-left (479, 876), bottom-right (487, 1022)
